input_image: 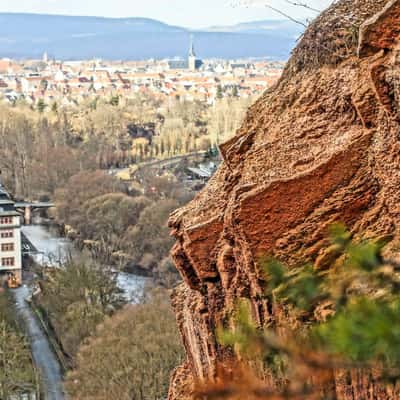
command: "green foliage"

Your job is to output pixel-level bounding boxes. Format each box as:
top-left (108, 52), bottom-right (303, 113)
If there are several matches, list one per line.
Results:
top-left (218, 300), bottom-right (261, 358)
top-left (216, 85), bottom-right (223, 99)
top-left (218, 226), bottom-right (400, 394)
top-left (36, 99), bottom-right (47, 113)
top-left (109, 95), bottom-right (120, 107)
top-left (51, 101), bottom-right (58, 114)
top-left (314, 298), bottom-right (400, 365)
top-left (264, 260), bottom-right (322, 311)
top-left (232, 85), bottom-right (239, 97)
top-left (329, 223), bottom-right (352, 248)
top-left (218, 300), bottom-right (287, 378)
top-left (263, 258), bottom-right (285, 292)
top-left (346, 240), bottom-right (385, 272)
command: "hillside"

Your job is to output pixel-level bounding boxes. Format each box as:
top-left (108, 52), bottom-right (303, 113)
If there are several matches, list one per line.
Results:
top-left (206, 19), bottom-right (303, 35)
top-left (168, 0), bottom-right (400, 398)
top-left (0, 13), bottom-right (301, 60)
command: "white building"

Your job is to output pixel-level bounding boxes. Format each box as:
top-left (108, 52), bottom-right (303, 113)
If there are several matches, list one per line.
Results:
top-left (188, 36), bottom-right (202, 71)
top-left (0, 186), bottom-right (22, 284)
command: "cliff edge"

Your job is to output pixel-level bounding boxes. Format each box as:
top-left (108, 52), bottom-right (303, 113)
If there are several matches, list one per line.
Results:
top-left (169, 0), bottom-right (400, 398)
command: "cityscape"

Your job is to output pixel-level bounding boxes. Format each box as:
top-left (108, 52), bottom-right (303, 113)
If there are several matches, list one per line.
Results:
top-left (0, 39), bottom-right (284, 107)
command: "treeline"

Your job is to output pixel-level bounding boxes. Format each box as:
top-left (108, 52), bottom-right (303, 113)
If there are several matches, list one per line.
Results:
top-left (54, 169), bottom-right (192, 286)
top-left (0, 94), bottom-right (251, 200)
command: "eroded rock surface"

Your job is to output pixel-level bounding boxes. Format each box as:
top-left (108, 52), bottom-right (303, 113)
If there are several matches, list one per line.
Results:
top-left (169, 1), bottom-right (400, 398)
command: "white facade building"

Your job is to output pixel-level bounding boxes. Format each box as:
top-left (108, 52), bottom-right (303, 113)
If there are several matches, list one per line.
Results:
top-left (0, 187), bottom-right (22, 284)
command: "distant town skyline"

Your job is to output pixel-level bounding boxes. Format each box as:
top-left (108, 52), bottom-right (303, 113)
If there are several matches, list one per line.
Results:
top-left (0, 0), bottom-right (333, 28)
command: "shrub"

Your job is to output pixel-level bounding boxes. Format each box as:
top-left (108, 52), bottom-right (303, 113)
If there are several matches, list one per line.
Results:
top-left (65, 290), bottom-right (183, 400)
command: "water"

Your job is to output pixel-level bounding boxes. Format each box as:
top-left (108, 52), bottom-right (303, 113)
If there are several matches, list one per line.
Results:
top-left (22, 224), bottom-right (148, 303)
top-left (22, 225), bottom-right (73, 266)
top-left (117, 272), bottom-right (147, 303)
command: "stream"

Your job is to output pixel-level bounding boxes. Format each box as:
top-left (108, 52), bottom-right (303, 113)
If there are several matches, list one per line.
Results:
top-left (13, 223), bottom-right (148, 400)
top-left (22, 224), bottom-right (148, 302)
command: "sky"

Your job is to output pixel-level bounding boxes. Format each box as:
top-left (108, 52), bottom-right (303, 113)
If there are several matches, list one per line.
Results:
top-left (0, 0), bottom-right (334, 28)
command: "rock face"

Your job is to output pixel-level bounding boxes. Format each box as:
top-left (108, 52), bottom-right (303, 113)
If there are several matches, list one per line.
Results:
top-left (169, 0), bottom-right (400, 398)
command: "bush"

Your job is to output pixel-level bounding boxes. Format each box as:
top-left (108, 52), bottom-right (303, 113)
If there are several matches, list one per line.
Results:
top-left (36, 259), bottom-right (125, 358)
top-left (65, 290), bottom-right (184, 400)
top-left (200, 226), bottom-right (400, 399)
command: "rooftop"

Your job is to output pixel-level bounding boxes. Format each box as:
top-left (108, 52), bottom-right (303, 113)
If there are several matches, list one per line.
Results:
top-left (0, 211), bottom-right (19, 217)
top-left (0, 198), bottom-right (15, 205)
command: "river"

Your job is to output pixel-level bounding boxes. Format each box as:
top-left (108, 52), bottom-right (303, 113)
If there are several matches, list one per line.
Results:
top-left (12, 224), bottom-right (148, 399)
top-left (22, 224), bottom-right (148, 302)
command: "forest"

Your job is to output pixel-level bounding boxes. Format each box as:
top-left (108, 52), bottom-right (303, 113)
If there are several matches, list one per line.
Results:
top-left (0, 94), bottom-right (251, 200)
top-left (0, 92), bottom-right (250, 399)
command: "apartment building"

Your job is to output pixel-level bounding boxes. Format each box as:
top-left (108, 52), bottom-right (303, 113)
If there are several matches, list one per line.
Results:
top-left (0, 185), bottom-right (22, 284)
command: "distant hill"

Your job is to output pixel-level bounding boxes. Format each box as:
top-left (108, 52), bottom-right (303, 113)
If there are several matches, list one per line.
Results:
top-left (0, 13), bottom-right (304, 60)
top-left (206, 19), bottom-right (303, 36)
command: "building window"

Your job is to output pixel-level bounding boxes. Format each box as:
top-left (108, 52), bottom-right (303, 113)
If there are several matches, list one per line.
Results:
top-left (1, 243), bottom-right (14, 252)
top-left (1, 257), bottom-right (15, 266)
top-left (0, 231), bottom-right (13, 238)
top-left (0, 217), bottom-right (13, 225)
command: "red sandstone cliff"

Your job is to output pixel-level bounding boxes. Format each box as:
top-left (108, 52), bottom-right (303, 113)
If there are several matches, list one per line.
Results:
top-left (169, 1), bottom-right (400, 398)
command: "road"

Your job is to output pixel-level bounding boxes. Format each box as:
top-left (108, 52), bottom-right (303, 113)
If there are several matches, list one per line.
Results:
top-left (110, 151), bottom-right (206, 179)
top-left (13, 286), bottom-right (65, 400)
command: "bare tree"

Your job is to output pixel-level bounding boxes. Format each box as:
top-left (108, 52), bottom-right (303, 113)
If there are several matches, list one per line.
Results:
top-left (232, 0), bottom-right (336, 27)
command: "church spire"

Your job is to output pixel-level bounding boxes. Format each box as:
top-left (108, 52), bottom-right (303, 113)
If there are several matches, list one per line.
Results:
top-left (189, 35), bottom-right (196, 58)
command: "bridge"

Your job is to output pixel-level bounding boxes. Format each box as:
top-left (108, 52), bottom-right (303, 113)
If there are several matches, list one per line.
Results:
top-left (14, 202), bottom-right (55, 225)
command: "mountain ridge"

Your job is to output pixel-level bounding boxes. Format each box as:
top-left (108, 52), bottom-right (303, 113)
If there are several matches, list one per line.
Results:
top-left (0, 13), bottom-right (302, 60)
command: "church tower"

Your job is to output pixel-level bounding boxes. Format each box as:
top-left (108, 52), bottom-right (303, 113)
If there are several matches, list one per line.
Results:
top-left (188, 35), bottom-right (201, 71)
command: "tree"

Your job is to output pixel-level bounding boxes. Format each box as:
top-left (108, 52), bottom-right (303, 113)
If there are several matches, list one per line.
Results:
top-left (232, 85), bottom-right (239, 97)
top-left (110, 95), bottom-right (120, 107)
top-left (36, 259), bottom-right (125, 358)
top-left (37, 99), bottom-right (47, 113)
top-left (216, 85), bottom-right (223, 99)
top-left (235, 0), bottom-right (325, 27)
top-left (54, 170), bottom-right (124, 227)
top-left (51, 101), bottom-right (58, 114)
top-left (123, 199), bottom-right (179, 277)
top-left (0, 321), bottom-right (37, 399)
top-left (65, 290), bottom-right (183, 400)
top-left (79, 193), bottom-right (151, 248)
top-left (40, 79), bottom-right (49, 91)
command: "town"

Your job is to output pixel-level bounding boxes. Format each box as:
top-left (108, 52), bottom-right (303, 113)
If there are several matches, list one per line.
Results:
top-left (0, 38), bottom-right (284, 107)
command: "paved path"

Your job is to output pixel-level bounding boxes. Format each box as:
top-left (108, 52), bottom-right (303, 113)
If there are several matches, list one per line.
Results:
top-left (13, 286), bottom-right (65, 400)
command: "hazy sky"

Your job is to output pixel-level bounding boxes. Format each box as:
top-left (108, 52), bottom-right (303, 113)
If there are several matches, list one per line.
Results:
top-left (0, 0), bottom-right (333, 28)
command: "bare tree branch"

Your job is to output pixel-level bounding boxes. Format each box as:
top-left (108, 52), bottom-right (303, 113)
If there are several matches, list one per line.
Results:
top-left (261, 3), bottom-right (308, 27)
top-left (282, 0), bottom-right (321, 13)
